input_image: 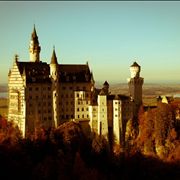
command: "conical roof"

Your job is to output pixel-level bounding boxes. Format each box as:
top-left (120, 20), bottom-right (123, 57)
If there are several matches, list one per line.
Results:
top-left (32, 25), bottom-right (37, 39)
top-left (31, 25), bottom-right (39, 44)
top-left (50, 47), bottom-right (58, 64)
top-left (130, 61), bottom-right (140, 67)
top-left (103, 81), bottom-right (109, 86)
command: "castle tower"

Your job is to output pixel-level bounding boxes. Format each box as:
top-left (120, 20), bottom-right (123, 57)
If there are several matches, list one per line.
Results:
top-left (97, 89), bottom-right (108, 137)
top-left (29, 25), bottom-right (41, 62)
top-left (103, 81), bottom-right (109, 95)
top-left (50, 47), bottom-right (60, 128)
top-left (127, 62), bottom-right (144, 120)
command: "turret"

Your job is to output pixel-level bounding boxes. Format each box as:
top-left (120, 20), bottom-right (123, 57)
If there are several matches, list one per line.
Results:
top-left (50, 47), bottom-right (58, 80)
top-left (50, 47), bottom-right (59, 128)
top-left (130, 62), bottom-right (141, 78)
top-left (103, 81), bottom-right (109, 95)
top-left (29, 25), bottom-right (41, 62)
top-left (127, 61), bottom-right (144, 121)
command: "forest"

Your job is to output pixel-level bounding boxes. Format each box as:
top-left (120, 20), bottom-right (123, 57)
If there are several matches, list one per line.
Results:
top-left (0, 101), bottom-right (179, 180)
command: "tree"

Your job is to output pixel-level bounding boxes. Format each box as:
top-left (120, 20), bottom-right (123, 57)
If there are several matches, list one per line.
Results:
top-left (155, 103), bottom-right (175, 157)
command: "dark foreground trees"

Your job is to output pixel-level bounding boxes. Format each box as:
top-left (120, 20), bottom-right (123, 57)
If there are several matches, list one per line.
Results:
top-left (0, 116), bottom-right (179, 180)
top-left (137, 102), bottom-right (180, 160)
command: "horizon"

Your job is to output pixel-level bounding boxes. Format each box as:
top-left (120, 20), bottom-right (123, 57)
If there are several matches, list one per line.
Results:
top-left (1, 2), bottom-right (180, 84)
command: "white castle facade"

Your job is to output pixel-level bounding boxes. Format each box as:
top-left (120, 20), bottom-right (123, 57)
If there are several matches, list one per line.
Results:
top-left (8, 27), bottom-right (143, 145)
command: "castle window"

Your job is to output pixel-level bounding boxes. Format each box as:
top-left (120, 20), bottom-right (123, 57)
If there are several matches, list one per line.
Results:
top-left (48, 116), bottom-right (52, 120)
top-left (61, 94), bottom-right (64, 98)
top-left (48, 87), bottom-right (51, 91)
top-left (86, 93), bottom-right (89, 97)
top-left (87, 114), bottom-right (89, 118)
top-left (115, 108), bottom-right (118, 111)
top-left (115, 102), bottom-right (117, 104)
top-left (82, 108), bottom-right (84, 111)
top-left (66, 115), bottom-right (69, 119)
top-left (78, 115), bottom-right (80, 118)
top-left (76, 86), bottom-right (79, 90)
top-left (86, 108), bottom-right (88, 111)
top-left (77, 108), bottom-right (79, 111)
top-left (62, 86), bottom-right (66, 90)
top-left (32, 77), bottom-right (36, 82)
top-left (48, 109), bottom-right (51, 113)
top-left (77, 93), bottom-right (79, 98)
top-left (29, 87), bottom-right (32, 91)
top-left (29, 96), bottom-right (32, 99)
top-left (82, 114), bottom-right (84, 118)
top-left (115, 114), bottom-right (118, 117)
top-left (66, 94), bottom-right (68, 98)
top-left (66, 76), bottom-right (69, 81)
top-left (35, 87), bottom-right (39, 91)
top-left (38, 110), bottom-right (41, 114)
top-left (69, 87), bottom-right (73, 90)
top-left (71, 115), bottom-right (74, 118)
top-left (83, 86), bottom-right (86, 90)
top-left (48, 95), bottom-right (51, 99)
top-left (71, 94), bottom-right (73, 98)
top-left (44, 117), bottom-right (47, 121)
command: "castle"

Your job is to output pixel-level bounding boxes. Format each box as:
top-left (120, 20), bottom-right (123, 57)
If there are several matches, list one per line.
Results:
top-left (8, 26), bottom-right (143, 145)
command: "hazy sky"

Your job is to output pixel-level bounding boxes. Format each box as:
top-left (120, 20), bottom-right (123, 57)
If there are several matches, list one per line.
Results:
top-left (1, 1), bottom-right (180, 84)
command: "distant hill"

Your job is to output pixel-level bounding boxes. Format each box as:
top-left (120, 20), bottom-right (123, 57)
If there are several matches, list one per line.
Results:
top-left (109, 83), bottom-right (180, 97)
top-left (0, 84), bottom-right (7, 93)
top-left (2, 82), bottom-right (180, 99)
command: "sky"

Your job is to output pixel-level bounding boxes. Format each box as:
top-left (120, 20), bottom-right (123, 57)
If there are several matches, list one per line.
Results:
top-left (1, 1), bottom-right (180, 84)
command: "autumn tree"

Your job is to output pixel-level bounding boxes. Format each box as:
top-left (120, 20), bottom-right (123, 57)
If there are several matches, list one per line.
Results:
top-left (0, 116), bottom-right (22, 146)
top-left (155, 103), bottom-right (175, 157)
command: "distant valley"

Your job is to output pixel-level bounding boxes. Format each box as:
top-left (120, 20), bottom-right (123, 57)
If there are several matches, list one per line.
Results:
top-left (1, 83), bottom-right (180, 106)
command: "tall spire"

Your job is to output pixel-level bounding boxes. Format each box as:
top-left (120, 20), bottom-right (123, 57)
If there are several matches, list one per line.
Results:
top-left (29, 25), bottom-right (41, 62)
top-left (31, 24), bottom-right (38, 41)
top-left (50, 46), bottom-right (58, 64)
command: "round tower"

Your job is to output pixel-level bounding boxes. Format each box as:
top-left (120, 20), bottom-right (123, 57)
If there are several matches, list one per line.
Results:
top-left (128, 61), bottom-right (144, 120)
top-left (130, 62), bottom-right (141, 78)
top-left (29, 25), bottom-right (41, 62)
top-left (50, 47), bottom-right (59, 128)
